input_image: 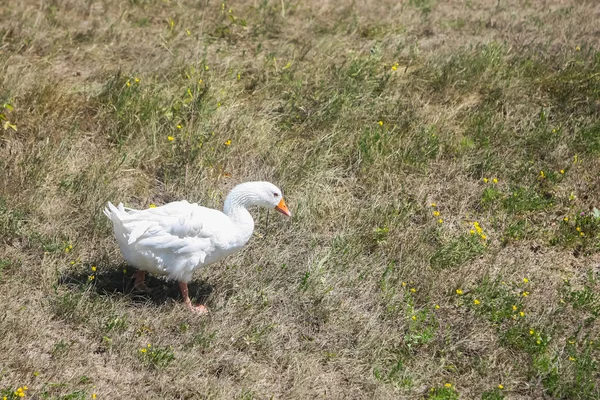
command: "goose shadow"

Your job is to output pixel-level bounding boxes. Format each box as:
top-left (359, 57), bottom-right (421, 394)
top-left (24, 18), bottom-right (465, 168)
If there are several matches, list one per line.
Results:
top-left (58, 263), bottom-right (213, 307)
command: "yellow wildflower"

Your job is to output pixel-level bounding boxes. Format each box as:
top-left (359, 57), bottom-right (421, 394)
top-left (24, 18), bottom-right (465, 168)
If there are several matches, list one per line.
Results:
top-left (473, 299), bottom-right (480, 305)
top-left (522, 291), bottom-right (529, 297)
top-left (456, 289), bottom-right (463, 295)
top-left (563, 217), bottom-right (569, 222)
top-left (520, 311), bottom-right (525, 317)
top-left (569, 356), bottom-right (576, 361)
top-left (186, 28), bottom-right (191, 35)
top-left (237, 73), bottom-right (241, 80)
top-left (391, 63), bottom-right (398, 71)
top-left (498, 384), bottom-right (504, 389)
top-left (410, 288), bottom-right (416, 293)
top-left (470, 229), bottom-right (475, 234)
top-left (523, 277), bottom-right (529, 283)
top-left (167, 136), bottom-right (175, 141)
top-left (123, 269), bottom-right (127, 274)
top-left (92, 394), bottom-right (97, 399)
top-left (560, 169), bottom-right (565, 174)
top-left (135, 77), bottom-right (140, 83)
top-left (435, 305), bottom-right (440, 309)
top-left (205, 65), bottom-right (209, 71)
top-left (493, 178), bottom-right (498, 184)
top-left (539, 170), bottom-right (545, 178)
top-left (433, 211), bottom-right (440, 217)
top-left (401, 282), bottom-right (407, 287)
top-left (529, 329), bottom-right (535, 335)
top-left (536, 340), bottom-right (541, 344)
top-left (512, 305), bottom-right (517, 311)
top-left (480, 234), bottom-right (487, 240)
top-left (91, 266), bottom-right (97, 272)
top-left (576, 227), bottom-right (581, 232)
top-left (444, 383), bottom-right (452, 388)
top-left (176, 124), bottom-right (182, 129)
top-left (378, 120), bottom-right (383, 126)
top-left (430, 203), bottom-right (437, 207)
top-left (438, 218), bottom-right (443, 223)
top-left (576, 46), bottom-right (581, 51)
top-left (483, 178), bottom-right (488, 183)
top-left (126, 81), bottom-right (131, 87)
top-left (411, 315), bottom-right (416, 321)
top-left (88, 275), bottom-right (95, 281)
top-left (224, 139), bottom-right (232, 146)
top-left (149, 204), bottom-right (156, 208)
top-left (580, 232), bottom-right (585, 237)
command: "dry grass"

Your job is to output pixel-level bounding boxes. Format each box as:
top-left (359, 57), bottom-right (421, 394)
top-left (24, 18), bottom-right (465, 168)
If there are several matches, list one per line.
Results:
top-left (1, 0), bottom-right (600, 398)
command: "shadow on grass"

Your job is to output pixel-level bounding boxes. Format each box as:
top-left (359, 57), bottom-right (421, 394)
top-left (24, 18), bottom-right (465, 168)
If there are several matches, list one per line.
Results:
top-left (58, 264), bottom-right (213, 307)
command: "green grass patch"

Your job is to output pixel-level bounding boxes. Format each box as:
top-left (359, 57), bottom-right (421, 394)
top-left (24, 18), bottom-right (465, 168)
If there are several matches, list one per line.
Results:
top-left (427, 384), bottom-right (459, 399)
top-left (481, 387), bottom-right (505, 400)
top-left (551, 210), bottom-right (600, 254)
top-left (138, 344), bottom-right (175, 369)
top-left (502, 186), bottom-right (553, 214)
top-left (430, 233), bottom-right (486, 269)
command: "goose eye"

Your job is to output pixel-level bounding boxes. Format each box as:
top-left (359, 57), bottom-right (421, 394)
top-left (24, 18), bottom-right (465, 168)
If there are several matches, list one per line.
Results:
top-left (273, 192), bottom-right (279, 197)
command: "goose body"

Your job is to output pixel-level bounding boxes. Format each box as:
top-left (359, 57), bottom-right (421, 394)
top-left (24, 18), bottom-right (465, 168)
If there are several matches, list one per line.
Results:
top-left (104, 200), bottom-right (252, 282)
top-left (104, 181), bottom-right (291, 312)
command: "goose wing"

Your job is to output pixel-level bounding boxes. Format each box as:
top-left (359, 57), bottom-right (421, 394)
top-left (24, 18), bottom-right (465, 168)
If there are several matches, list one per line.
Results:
top-left (105, 201), bottom-right (217, 265)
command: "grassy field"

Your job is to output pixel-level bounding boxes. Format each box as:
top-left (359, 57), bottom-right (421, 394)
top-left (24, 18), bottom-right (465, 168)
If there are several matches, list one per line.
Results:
top-left (1, 0), bottom-right (600, 398)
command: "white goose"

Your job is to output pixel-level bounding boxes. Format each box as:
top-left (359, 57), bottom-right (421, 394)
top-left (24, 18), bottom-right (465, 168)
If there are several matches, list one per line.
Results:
top-left (104, 181), bottom-right (291, 313)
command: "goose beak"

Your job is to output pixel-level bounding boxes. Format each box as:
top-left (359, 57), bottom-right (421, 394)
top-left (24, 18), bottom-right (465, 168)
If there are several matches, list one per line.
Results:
top-left (275, 198), bottom-right (291, 217)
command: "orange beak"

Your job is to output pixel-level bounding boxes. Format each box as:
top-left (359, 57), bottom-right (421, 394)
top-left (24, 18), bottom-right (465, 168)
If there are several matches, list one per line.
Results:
top-left (274, 198), bottom-right (291, 217)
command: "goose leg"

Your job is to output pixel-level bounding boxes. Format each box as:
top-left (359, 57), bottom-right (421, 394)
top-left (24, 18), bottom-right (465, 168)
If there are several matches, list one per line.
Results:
top-left (133, 270), bottom-right (149, 292)
top-left (178, 281), bottom-right (209, 314)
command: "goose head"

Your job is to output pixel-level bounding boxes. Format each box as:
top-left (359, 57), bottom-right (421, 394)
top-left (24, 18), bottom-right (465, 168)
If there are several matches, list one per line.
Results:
top-left (224, 181), bottom-right (291, 217)
top-left (254, 181), bottom-right (292, 217)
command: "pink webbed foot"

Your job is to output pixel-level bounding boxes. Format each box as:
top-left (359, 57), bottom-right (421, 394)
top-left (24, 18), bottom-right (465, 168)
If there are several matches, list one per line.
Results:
top-left (187, 303), bottom-right (209, 315)
top-left (179, 281), bottom-right (209, 315)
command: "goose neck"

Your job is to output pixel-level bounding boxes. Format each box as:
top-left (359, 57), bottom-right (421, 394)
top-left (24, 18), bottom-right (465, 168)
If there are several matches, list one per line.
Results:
top-left (223, 188), bottom-right (256, 227)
